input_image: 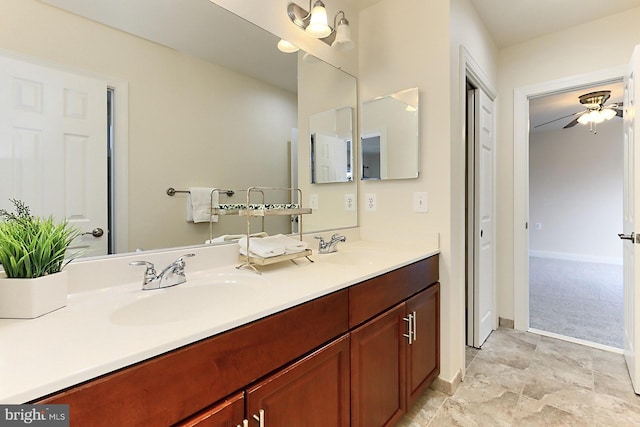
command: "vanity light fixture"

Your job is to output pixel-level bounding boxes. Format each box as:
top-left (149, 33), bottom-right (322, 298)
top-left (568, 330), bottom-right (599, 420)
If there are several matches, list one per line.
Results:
top-left (277, 39), bottom-right (300, 53)
top-left (331, 11), bottom-right (354, 51)
top-left (286, 1), bottom-right (355, 50)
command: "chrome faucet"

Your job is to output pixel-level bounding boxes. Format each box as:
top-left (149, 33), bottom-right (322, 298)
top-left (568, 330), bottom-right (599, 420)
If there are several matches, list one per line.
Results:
top-left (315, 234), bottom-right (346, 254)
top-left (130, 253), bottom-right (195, 290)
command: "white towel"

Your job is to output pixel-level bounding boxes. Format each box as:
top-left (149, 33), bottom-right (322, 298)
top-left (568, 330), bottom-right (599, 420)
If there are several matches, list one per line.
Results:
top-left (187, 187), bottom-right (218, 223)
top-left (237, 234), bottom-right (307, 258)
top-left (207, 232), bottom-right (268, 244)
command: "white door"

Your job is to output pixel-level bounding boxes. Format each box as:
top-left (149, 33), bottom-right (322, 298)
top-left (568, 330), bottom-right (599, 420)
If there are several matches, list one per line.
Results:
top-left (0, 54), bottom-right (108, 257)
top-left (471, 88), bottom-right (496, 347)
top-left (622, 45), bottom-right (640, 393)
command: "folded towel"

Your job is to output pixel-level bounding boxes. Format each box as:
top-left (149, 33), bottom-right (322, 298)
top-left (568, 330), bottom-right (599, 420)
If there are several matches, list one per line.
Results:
top-left (237, 234), bottom-right (307, 258)
top-left (187, 187), bottom-right (218, 223)
top-left (267, 234), bottom-right (309, 254)
top-left (207, 232), bottom-right (269, 244)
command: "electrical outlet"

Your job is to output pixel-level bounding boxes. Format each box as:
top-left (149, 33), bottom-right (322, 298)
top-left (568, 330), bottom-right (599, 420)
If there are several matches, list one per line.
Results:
top-left (344, 193), bottom-right (356, 211)
top-left (365, 193), bottom-right (377, 211)
top-left (309, 194), bottom-right (319, 210)
top-left (413, 192), bottom-right (428, 213)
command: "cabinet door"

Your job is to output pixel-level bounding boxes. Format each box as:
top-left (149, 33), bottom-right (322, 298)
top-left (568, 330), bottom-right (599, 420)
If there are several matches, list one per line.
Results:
top-left (350, 303), bottom-right (406, 427)
top-left (176, 392), bottom-right (244, 427)
top-left (406, 283), bottom-right (440, 409)
top-left (245, 334), bottom-right (350, 427)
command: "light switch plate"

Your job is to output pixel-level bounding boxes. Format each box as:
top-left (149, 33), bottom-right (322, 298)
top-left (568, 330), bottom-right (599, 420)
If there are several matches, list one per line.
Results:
top-left (413, 192), bottom-right (428, 212)
top-left (310, 194), bottom-right (319, 210)
top-left (365, 193), bottom-right (377, 211)
top-left (344, 193), bottom-right (356, 211)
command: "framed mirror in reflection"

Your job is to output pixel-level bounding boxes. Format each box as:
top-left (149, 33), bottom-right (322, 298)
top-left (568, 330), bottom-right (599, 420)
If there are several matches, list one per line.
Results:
top-left (0, 0), bottom-right (357, 258)
top-left (361, 87), bottom-right (419, 180)
top-left (310, 107), bottom-right (353, 184)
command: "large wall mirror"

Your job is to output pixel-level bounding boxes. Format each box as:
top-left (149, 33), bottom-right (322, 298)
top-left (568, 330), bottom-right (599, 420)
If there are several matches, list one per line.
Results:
top-left (361, 87), bottom-right (419, 180)
top-left (310, 107), bottom-right (353, 184)
top-left (1, 0), bottom-right (357, 257)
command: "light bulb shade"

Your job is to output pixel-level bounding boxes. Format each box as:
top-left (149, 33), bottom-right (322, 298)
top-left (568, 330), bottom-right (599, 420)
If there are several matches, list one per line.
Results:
top-left (601, 108), bottom-right (617, 120)
top-left (277, 39), bottom-right (299, 53)
top-left (577, 113), bottom-right (590, 125)
top-left (331, 20), bottom-right (354, 51)
top-left (306, 1), bottom-right (331, 38)
top-left (590, 110), bottom-right (605, 124)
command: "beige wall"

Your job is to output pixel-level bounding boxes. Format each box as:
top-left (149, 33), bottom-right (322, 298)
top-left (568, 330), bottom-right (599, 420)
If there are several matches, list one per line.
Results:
top-left (497, 7), bottom-right (640, 321)
top-left (529, 123), bottom-right (623, 263)
top-left (0, 0), bottom-right (297, 251)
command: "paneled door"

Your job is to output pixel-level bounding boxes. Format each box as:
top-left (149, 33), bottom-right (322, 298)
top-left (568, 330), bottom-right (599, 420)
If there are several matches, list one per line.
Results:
top-left (622, 44), bottom-right (640, 393)
top-left (0, 54), bottom-right (108, 256)
top-left (468, 84), bottom-right (496, 348)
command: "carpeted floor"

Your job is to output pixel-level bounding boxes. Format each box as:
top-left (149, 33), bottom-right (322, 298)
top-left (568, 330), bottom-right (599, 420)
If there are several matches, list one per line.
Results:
top-left (529, 256), bottom-right (623, 348)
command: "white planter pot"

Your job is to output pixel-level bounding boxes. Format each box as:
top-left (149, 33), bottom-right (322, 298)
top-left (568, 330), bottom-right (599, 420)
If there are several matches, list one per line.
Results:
top-left (0, 271), bottom-right (68, 319)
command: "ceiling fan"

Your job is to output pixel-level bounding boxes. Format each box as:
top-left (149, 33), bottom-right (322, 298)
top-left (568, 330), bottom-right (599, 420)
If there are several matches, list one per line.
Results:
top-left (535, 90), bottom-right (623, 132)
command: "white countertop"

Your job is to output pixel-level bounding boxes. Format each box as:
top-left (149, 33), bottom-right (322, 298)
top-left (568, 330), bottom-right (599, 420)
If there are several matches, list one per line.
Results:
top-left (0, 236), bottom-right (438, 403)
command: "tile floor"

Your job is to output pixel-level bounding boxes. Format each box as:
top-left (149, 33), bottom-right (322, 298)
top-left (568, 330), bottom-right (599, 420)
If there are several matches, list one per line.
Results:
top-left (398, 327), bottom-right (640, 426)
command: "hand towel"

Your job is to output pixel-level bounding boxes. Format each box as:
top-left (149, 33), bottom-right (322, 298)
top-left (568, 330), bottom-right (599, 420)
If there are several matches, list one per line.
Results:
top-left (208, 232), bottom-right (268, 244)
top-left (238, 235), bottom-right (286, 258)
top-left (237, 234), bottom-right (307, 258)
top-left (187, 187), bottom-right (218, 223)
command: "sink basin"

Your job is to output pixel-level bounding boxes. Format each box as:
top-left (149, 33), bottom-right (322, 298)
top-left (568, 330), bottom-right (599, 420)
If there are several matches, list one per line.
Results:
top-left (317, 247), bottom-right (381, 266)
top-left (110, 273), bottom-right (266, 326)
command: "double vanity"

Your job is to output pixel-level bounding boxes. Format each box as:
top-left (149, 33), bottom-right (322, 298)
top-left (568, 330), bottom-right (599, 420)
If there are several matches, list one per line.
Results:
top-left (0, 233), bottom-right (439, 426)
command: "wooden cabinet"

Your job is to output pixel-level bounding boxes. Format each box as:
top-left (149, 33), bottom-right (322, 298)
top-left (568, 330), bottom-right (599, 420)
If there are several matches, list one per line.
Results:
top-left (350, 282), bottom-right (440, 427)
top-left (33, 256), bottom-right (439, 427)
top-left (36, 290), bottom-right (349, 427)
top-left (176, 392), bottom-right (244, 427)
top-left (351, 303), bottom-right (407, 427)
top-left (406, 283), bottom-right (440, 409)
top-left (245, 334), bottom-right (350, 427)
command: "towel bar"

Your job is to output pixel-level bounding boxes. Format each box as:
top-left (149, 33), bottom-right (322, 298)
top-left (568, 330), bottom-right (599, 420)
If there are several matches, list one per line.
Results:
top-left (166, 187), bottom-right (234, 197)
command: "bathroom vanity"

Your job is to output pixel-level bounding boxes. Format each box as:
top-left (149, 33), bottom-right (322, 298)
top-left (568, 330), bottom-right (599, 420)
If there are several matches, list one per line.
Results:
top-left (0, 238), bottom-right (439, 427)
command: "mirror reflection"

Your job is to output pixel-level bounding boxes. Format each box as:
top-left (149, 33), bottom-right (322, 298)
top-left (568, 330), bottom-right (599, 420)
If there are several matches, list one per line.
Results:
top-left (2, 0), bottom-right (357, 257)
top-left (310, 107), bottom-right (353, 184)
top-left (361, 87), bottom-right (419, 180)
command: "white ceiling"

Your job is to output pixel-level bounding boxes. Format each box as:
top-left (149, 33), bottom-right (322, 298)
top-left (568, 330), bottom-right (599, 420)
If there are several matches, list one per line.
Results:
top-left (469, 0), bottom-right (640, 49)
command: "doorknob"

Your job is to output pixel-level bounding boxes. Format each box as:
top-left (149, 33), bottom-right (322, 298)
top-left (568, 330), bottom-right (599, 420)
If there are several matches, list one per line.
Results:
top-left (618, 232), bottom-right (636, 243)
top-left (82, 227), bottom-right (104, 238)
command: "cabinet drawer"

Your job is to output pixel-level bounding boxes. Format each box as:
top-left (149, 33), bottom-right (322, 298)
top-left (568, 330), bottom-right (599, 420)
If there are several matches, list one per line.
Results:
top-left (36, 289), bottom-right (349, 427)
top-left (349, 256), bottom-right (438, 328)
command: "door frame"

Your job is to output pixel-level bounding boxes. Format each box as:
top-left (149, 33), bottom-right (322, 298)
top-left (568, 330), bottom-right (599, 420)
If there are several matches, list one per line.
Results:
top-left (460, 46), bottom-right (498, 347)
top-left (0, 47), bottom-right (129, 255)
top-left (513, 65), bottom-right (626, 331)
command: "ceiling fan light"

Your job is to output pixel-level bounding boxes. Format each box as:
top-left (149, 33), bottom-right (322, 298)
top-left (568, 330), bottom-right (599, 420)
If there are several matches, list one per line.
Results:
top-left (306, 1), bottom-right (332, 38)
top-left (590, 111), bottom-right (605, 124)
top-left (601, 108), bottom-right (617, 121)
top-left (577, 113), bottom-right (590, 125)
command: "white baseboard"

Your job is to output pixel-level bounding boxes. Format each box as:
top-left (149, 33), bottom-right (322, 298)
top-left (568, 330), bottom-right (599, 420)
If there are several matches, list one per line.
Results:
top-left (529, 250), bottom-right (622, 266)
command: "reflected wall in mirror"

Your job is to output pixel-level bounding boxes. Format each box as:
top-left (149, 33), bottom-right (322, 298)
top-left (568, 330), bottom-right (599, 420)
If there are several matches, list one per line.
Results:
top-left (361, 87), bottom-right (419, 180)
top-left (310, 107), bottom-right (353, 184)
top-left (298, 53), bottom-right (358, 233)
top-left (0, 0), bottom-right (357, 257)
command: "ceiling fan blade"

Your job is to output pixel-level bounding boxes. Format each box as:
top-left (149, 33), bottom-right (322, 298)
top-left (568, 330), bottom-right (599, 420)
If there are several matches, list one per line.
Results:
top-left (615, 108), bottom-right (623, 118)
top-left (563, 116), bottom-right (581, 129)
top-left (533, 111), bottom-right (582, 128)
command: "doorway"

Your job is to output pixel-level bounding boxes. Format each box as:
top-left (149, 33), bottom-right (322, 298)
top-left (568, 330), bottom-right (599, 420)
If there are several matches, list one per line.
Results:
top-left (528, 84), bottom-right (624, 348)
top-left (512, 67), bottom-right (627, 341)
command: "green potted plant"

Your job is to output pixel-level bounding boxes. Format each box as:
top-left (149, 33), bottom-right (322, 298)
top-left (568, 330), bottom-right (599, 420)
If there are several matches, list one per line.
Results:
top-left (0, 199), bottom-right (80, 318)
